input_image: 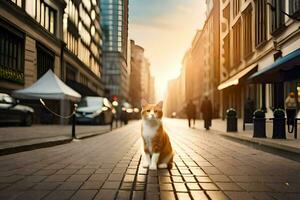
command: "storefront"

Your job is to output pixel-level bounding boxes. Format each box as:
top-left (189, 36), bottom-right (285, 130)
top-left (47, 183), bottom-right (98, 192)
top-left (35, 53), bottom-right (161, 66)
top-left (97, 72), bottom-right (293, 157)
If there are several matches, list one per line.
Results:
top-left (249, 48), bottom-right (300, 114)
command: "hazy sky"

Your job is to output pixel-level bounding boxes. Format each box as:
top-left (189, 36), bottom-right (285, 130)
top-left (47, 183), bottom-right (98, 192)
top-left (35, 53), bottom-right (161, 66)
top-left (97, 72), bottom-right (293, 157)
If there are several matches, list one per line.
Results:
top-left (129, 0), bottom-right (207, 101)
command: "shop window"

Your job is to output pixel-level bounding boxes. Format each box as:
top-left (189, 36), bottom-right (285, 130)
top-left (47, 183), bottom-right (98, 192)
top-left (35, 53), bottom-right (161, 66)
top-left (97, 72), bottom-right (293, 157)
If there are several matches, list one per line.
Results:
top-left (0, 23), bottom-right (24, 83)
top-left (36, 43), bottom-right (54, 78)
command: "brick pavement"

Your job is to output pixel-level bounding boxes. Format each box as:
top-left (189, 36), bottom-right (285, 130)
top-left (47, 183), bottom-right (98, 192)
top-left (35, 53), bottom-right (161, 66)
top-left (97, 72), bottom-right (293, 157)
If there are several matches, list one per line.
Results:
top-left (0, 119), bottom-right (300, 200)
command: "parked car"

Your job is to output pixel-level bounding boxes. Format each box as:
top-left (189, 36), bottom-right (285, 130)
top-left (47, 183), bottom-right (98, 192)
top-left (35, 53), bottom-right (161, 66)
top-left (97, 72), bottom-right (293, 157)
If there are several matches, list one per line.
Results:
top-left (0, 93), bottom-right (34, 126)
top-left (76, 96), bottom-right (114, 125)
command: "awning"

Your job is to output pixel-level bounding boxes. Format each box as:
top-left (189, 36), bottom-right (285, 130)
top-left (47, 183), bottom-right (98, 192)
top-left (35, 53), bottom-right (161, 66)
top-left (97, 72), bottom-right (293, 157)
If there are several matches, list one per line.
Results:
top-left (249, 48), bottom-right (300, 83)
top-left (218, 64), bottom-right (257, 90)
top-left (13, 69), bottom-right (81, 101)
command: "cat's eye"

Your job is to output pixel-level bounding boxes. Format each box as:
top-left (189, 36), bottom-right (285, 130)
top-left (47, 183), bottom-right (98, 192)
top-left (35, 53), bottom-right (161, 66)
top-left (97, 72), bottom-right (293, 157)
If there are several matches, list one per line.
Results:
top-left (146, 110), bottom-right (150, 112)
top-left (154, 110), bottom-right (157, 113)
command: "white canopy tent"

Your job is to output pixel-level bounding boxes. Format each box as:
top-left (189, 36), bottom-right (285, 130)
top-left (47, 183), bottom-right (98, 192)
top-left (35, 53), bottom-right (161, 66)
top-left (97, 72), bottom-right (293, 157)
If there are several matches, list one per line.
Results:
top-left (13, 69), bottom-right (81, 101)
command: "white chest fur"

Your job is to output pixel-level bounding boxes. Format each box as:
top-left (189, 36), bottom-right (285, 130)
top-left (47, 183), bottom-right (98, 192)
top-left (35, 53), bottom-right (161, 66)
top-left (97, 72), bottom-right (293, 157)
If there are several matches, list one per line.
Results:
top-left (142, 122), bottom-right (159, 154)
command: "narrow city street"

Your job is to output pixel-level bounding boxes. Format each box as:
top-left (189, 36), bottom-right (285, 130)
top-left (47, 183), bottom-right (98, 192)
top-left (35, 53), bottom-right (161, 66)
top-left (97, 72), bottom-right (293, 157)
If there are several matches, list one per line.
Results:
top-left (0, 119), bottom-right (299, 200)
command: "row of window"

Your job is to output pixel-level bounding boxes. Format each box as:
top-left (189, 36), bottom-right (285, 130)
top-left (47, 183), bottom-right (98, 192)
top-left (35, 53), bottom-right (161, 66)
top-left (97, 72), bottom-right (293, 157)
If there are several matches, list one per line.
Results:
top-left (0, 28), bottom-right (23, 72)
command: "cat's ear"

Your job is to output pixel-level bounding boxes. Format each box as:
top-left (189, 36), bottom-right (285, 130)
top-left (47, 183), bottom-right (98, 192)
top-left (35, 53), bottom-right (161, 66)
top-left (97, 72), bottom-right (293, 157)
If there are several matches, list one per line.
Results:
top-left (156, 101), bottom-right (163, 109)
top-left (141, 99), bottom-right (148, 107)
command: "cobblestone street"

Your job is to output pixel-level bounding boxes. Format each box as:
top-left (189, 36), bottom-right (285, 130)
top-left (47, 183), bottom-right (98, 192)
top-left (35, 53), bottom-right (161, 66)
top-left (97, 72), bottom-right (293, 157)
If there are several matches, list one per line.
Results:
top-left (0, 119), bottom-right (300, 200)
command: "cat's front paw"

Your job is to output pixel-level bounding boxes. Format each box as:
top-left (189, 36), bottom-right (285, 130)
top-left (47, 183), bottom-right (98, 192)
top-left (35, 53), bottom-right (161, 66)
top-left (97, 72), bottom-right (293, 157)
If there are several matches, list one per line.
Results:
top-left (149, 164), bottom-right (157, 170)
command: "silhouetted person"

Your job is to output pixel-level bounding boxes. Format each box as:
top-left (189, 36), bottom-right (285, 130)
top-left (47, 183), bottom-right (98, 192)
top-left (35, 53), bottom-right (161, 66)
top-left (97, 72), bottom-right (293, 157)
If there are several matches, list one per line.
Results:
top-left (186, 100), bottom-right (196, 128)
top-left (201, 96), bottom-right (212, 130)
top-left (285, 92), bottom-right (297, 132)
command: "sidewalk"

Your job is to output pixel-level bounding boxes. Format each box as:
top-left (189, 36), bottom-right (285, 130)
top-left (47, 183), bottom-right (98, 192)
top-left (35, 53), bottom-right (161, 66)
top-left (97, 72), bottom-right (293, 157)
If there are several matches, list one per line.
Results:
top-left (0, 124), bottom-right (112, 155)
top-left (211, 119), bottom-right (300, 155)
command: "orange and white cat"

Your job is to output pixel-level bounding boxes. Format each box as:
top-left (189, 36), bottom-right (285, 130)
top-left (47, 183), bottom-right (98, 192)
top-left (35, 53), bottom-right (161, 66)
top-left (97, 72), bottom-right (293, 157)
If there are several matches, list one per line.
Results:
top-left (141, 100), bottom-right (173, 170)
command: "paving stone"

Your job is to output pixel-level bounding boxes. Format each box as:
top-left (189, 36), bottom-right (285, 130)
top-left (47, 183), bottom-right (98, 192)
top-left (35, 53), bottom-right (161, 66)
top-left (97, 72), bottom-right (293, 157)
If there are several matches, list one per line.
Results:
top-left (67, 174), bottom-right (90, 182)
top-left (160, 191), bottom-right (176, 200)
top-left (196, 176), bottom-right (212, 183)
top-left (43, 190), bottom-right (75, 200)
top-left (224, 191), bottom-right (254, 200)
top-left (80, 181), bottom-right (104, 190)
top-left (123, 174), bottom-right (135, 182)
top-left (70, 190), bottom-right (97, 200)
top-left (120, 182), bottom-right (133, 190)
top-left (44, 175), bottom-right (70, 182)
top-left (116, 190), bottom-right (131, 199)
top-left (199, 183), bottom-right (219, 190)
top-left (210, 175), bottom-right (232, 182)
top-left (94, 189), bottom-right (117, 200)
top-left (183, 175), bottom-right (197, 183)
top-left (173, 183), bottom-right (188, 192)
top-left (216, 182), bottom-right (244, 191)
top-left (14, 190), bottom-right (50, 200)
top-left (238, 183), bottom-right (272, 192)
top-left (160, 183), bottom-right (173, 191)
top-left (33, 182), bottom-right (61, 190)
top-left (102, 181), bottom-right (121, 189)
top-left (190, 191), bottom-right (209, 200)
top-left (145, 192), bottom-right (159, 200)
top-left (159, 176), bottom-right (172, 183)
top-left (146, 183), bottom-right (159, 192)
top-left (132, 191), bottom-right (144, 200)
top-left (176, 192), bottom-right (192, 200)
top-left (186, 182), bottom-right (201, 190)
top-left (108, 173), bottom-right (124, 181)
top-left (172, 176), bottom-right (184, 183)
top-left (206, 191), bottom-right (229, 200)
top-left (57, 182), bottom-right (82, 190)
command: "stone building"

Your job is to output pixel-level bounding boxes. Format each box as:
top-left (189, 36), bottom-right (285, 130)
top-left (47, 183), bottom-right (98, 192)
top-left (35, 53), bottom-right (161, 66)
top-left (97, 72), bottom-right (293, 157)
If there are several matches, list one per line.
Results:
top-left (218, 0), bottom-right (300, 120)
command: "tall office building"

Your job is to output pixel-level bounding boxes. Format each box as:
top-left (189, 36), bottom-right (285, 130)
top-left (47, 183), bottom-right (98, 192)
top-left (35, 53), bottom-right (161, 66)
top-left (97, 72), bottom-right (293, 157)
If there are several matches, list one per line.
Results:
top-left (101, 0), bottom-right (129, 102)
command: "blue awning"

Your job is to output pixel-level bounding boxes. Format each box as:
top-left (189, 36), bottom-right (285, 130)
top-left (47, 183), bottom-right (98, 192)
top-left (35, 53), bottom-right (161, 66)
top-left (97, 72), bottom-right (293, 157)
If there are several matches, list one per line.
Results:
top-left (248, 48), bottom-right (300, 83)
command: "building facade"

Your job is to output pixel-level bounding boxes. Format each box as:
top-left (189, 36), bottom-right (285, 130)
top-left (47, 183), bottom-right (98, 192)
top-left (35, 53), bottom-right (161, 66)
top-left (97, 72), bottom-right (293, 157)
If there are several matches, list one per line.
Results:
top-left (164, 71), bottom-right (186, 118)
top-left (129, 40), bottom-right (143, 108)
top-left (0, 0), bottom-right (104, 124)
top-left (0, 0), bottom-right (104, 96)
top-left (101, 0), bottom-right (129, 102)
top-left (129, 40), bottom-right (155, 109)
top-left (63, 0), bottom-right (104, 96)
top-left (218, 0), bottom-right (300, 120)
top-left (182, 30), bottom-right (205, 118)
top-left (202, 0), bottom-right (220, 118)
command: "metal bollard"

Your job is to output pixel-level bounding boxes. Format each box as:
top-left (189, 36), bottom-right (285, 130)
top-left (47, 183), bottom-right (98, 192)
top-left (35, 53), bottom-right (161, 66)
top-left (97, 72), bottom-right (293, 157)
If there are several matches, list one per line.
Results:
top-left (295, 118), bottom-right (298, 139)
top-left (272, 109), bottom-right (286, 139)
top-left (226, 108), bottom-right (237, 132)
top-left (72, 114), bottom-right (76, 139)
top-left (253, 110), bottom-right (266, 138)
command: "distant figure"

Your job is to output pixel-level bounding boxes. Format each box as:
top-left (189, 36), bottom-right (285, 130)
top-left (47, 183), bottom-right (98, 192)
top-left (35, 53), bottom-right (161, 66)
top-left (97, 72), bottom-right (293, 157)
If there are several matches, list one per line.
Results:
top-left (120, 109), bottom-right (129, 126)
top-left (285, 92), bottom-right (297, 132)
top-left (186, 100), bottom-right (196, 128)
top-left (201, 96), bottom-right (212, 130)
top-left (244, 97), bottom-right (255, 123)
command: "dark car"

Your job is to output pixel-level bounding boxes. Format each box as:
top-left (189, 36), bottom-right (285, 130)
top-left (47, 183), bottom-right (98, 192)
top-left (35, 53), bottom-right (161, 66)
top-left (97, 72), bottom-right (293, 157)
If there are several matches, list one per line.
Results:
top-left (76, 96), bottom-right (115, 125)
top-left (0, 93), bottom-right (34, 126)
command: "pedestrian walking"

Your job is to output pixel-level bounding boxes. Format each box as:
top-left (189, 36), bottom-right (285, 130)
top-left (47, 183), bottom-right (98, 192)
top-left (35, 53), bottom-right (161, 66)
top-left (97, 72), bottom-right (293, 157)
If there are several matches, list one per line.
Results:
top-left (201, 96), bottom-right (212, 130)
top-left (186, 100), bottom-right (196, 128)
top-left (285, 92), bottom-right (297, 133)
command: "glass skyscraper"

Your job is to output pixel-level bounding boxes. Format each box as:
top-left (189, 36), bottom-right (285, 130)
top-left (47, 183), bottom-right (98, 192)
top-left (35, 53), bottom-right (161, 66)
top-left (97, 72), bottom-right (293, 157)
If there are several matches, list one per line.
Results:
top-left (101, 0), bottom-right (129, 101)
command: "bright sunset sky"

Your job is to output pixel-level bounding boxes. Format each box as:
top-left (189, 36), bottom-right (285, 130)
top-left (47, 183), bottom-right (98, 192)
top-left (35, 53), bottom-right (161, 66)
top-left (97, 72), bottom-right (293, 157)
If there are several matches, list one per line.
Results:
top-left (129, 0), bottom-right (207, 101)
